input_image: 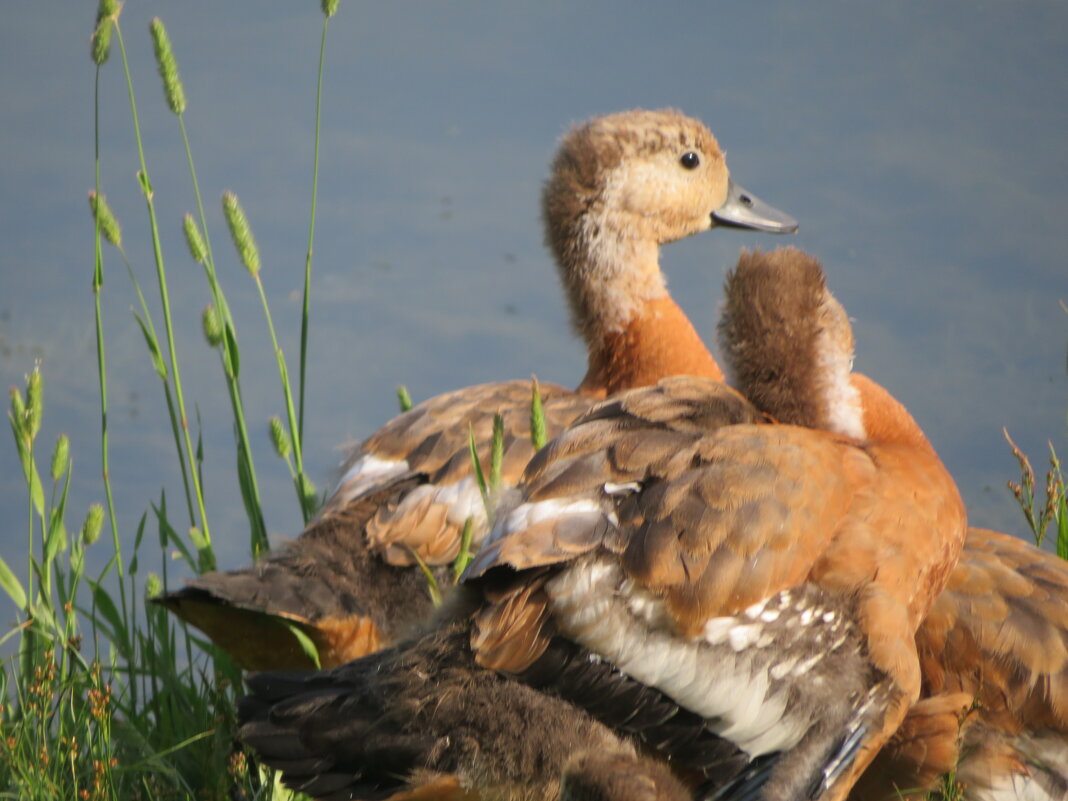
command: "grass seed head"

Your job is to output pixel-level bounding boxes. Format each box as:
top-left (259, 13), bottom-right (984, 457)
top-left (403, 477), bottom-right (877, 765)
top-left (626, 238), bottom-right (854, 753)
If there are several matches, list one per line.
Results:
top-left (9, 386), bottom-right (26, 437)
top-left (51, 433), bottom-right (70, 482)
top-left (90, 0), bottom-right (120, 65)
top-left (201, 303), bottom-right (224, 348)
top-left (149, 18), bottom-right (186, 114)
top-left (183, 213), bottom-right (207, 264)
top-left (88, 191), bottom-right (122, 249)
top-left (82, 503), bottom-right (104, 546)
top-left (222, 192), bottom-right (261, 275)
top-left (269, 416), bottom-right (291, 459)
top-left (25, 366), bottom-right (43, 443)
top-left (144, 573), bottom-right (162, 599)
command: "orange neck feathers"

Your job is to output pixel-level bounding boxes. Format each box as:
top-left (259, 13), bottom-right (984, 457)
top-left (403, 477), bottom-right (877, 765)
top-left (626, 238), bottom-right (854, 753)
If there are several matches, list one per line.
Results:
top-left (849, 373), bottom-right (936, 453)
top-left (578, 296), bottom-right (723, 398)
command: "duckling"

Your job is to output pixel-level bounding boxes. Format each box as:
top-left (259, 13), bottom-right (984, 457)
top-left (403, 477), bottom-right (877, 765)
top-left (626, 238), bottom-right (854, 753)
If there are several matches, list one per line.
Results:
top-left (720, 249), bottom-right (1068, 801)
top-left (239, 247), bottom-right (966, 801)
top-left (157, 108), bottom-right (797, 670)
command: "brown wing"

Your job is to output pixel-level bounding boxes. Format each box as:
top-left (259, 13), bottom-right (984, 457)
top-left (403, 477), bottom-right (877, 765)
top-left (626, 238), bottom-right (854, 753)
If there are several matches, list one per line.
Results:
top-left (159, 379), bottom-right (592, 669)
top-left (464, 376), bottom-right (764, 581)
top-left (323, 379), bottom-right (593, 566)
top-left (918, 527), bottom-right (1068, 728)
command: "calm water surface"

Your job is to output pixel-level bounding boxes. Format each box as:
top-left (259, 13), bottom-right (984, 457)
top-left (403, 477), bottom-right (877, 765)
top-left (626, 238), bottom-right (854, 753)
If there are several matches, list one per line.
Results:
top-left (1, 3), bottom-right (1066, 591)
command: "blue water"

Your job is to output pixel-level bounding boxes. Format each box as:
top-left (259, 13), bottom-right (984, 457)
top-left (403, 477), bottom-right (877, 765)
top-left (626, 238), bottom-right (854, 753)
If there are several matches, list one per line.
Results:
top-left (1, 2), bottom-right (1065, 595)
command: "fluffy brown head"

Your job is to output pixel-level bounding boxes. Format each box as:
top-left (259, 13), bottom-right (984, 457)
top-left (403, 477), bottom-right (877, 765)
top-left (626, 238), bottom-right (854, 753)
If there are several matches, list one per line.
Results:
top-left (719, 247), bottom-right (863, 438)
top-left (542, 109), bottom-right (730, 346)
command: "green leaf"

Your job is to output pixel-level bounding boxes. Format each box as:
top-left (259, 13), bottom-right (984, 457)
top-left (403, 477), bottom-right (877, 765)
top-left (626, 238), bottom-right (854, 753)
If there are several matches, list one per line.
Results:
top-left (489, 412), bottom-right (504, 496)
top-left (128, 513), bottom-right (147, 576)
top-left (137, 169), bottom-right (153, 198)
top-left (153, 494), bottom-right (195, 567)
top-left (452, 517), bottom-right (475, 583)
top-left (468, 423), bottom-right (489, 516)
top-left (396, 385), bottom-right (413, 413)
top-left (29, 597), bottom-right (58, 637)
top-left (0, 555), bottom-right (27, 609)
top-left (406, 546), bottom-right (442, 607)
top-left (44, 509), bottom-right (68, 566)
top-left (132, 310), bottom-right (168, 379)
top-left (530, 376), bottom-right (547, 450)
top-left (44, 463), bottom-right (74, 564)
top-left (90, 580), bottom-right (129, 658)
top-left (299, 474), bottom-right (319, 518)
top-left (223, 321), bottom-right (240, 379)
top-left (27, 454), bottom-right (45, 520)
top-left (279, 621), bottom-right (321, 669)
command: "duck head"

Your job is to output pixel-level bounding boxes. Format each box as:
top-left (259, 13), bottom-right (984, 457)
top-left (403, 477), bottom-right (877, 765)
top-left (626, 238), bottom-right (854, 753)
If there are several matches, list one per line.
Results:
top-left (542, 109), bottom-right (797, 388)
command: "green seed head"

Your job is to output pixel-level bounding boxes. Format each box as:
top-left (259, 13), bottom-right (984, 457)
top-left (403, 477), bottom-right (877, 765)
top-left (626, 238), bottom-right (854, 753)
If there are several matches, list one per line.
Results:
top-left (51, 434), bottom-right (70, 483)
top-left (322, 0), bottom-right (340, 17)
top-left (222, 192), bottom-right (261, 275)
top-left (25, 367), bottom-right (43, 443)
top-left (183, 213), bottom-right (207, 265)
top-left (201, 304), bottom-right (224, 348)
top-left (90, 0), bottom-right (120, 65)
top-left (149, 18), bottom-right (187, 115)
top-left (269, 416), bottom-right (291, 459)
top-left (144, 573), bottom-right (162, 599)
top-left (9, 387), bottom-right (26, 439)
top-left (82, 504), bottom-right (105, 546)
top-left (88, 191), bottom-right (122, 248)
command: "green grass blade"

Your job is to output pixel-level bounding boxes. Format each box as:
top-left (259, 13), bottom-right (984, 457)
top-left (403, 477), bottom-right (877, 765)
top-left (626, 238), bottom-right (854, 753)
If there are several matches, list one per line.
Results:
top-left (530, 375), bottom-right (547, 451)
top-left (0, 555), bottom-right (27, 609)
top-left (489, 412), bottom-right (504, 496)
top-left (452, 517), bottom-right (475, 583)
top-left (407, 547), bottom-right (442, 607)
top-left (468, 423), bottom-right (490, 516)
top-left (279, 621), bottom-right (322, 669)
top-left (131, 311), bottom-right (167, 380)
top-left (298, 16), bottom-right (333, 448)
top-left (90, 581), bottom-right (128, 657)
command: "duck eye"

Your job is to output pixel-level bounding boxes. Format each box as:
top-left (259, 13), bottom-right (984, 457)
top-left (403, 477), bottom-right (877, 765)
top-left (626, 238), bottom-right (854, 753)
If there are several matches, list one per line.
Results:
top-left (679, 151), bottom-right (700, 170)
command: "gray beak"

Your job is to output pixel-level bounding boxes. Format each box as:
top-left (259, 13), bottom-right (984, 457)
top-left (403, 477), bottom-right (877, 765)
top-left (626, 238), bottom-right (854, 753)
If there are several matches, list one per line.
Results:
top-left (712, 179), bottom-right (799, 234)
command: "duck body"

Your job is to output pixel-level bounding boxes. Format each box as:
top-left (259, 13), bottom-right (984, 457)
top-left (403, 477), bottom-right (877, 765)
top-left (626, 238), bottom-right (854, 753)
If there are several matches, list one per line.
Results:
top-left (721, 249), bottom-right (1068, 801)
top-left (158, 109), bottom-right (798, 670)
top-left (241, 249), bottom-right (967, 801)
top-left (462, 375), bottom-right (964, 801)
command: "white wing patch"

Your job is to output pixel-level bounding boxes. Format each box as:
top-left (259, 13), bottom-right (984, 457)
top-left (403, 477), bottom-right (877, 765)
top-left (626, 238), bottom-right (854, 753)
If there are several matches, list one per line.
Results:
top-left (330, 453), bottom-right (410, 506)
top-left (546, 557), bottom-right (809, 757)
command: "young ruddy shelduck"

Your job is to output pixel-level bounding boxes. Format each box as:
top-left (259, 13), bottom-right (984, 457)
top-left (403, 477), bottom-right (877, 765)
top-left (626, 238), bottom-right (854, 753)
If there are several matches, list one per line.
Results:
top-left (239, 248), bottom-right (966, 801)
top-left (720, 249), bottom-right (1068, 801)
top-left (157, 109), bottom-right (797, 670)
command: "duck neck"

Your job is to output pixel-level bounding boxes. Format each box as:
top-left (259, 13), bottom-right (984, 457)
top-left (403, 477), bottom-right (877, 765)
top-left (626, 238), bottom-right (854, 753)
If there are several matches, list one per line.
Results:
top-left (577, 295), bottom-right (723, 398)
top-left (849, 374), bottom-right (936, 453)
top-left (559, 216), bottom-right (722, 398)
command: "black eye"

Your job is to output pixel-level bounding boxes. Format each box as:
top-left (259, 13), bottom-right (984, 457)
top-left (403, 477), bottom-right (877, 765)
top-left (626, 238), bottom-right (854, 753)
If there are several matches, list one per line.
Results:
top-left (680, 151), bottom-right (700, 170)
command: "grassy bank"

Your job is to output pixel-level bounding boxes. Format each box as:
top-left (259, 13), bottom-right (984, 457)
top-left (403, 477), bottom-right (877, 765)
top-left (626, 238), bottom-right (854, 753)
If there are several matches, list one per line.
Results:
top-left (0, 2), bottom-right (343, 797)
